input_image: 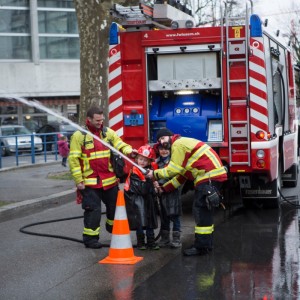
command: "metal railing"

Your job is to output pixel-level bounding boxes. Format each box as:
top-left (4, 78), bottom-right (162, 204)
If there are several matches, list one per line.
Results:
top-left (0, 132), bottom-right (66, 169)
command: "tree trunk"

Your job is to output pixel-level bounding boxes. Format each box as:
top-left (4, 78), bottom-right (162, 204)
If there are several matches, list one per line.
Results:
top-left (73, 0), bottom-right (110, 124)
top-left (73, 0), bottom-right (138, 125)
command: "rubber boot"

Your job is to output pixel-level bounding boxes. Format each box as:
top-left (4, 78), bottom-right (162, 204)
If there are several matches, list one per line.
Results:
top-left (170, 231), bottom-right (182, 248)
top-left (83, 236), bottom-right (102, 249)
top-left (146, 233), bottom-right (160, 250)
top-left (158, 230), bottom-right (170, 247)
top-left (136, 233), bottom-right (146, 250)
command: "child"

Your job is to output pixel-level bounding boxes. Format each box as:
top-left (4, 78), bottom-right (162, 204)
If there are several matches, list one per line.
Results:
top-left (57, 134), bottom-right (69, 167)
top-left (154, 144), bottom-right (182, 248)
top-left (124, 144), bottom-right (159, 250)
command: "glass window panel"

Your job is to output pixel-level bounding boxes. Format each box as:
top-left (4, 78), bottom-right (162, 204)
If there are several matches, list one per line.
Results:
top-left (1, 116), bottom-right (18, 125)
top-left (0, 10), bottom-right (30, 33)
top-left (39, 37), bottom-right (79, 59)
top-left (23, 116), bottom-right (47, 132)
top-left (0, 36), bottom-right (31, 59)
top-left (0, 0), bottom-right (29, 6)
top-left (38, 11), bottom-right (78, 34)
top-left (22, 106), bottom-right (44, 114)
top-left (37, 0), bottom-right (74, 8)
top-left (0, 106), bottom-right (18, 114)
top-left (14, 126), bottom-right (31, 134)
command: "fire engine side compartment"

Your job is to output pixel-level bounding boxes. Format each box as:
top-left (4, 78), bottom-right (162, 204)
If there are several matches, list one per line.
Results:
top-left (119, 31), bottom-right (149, 148)
top-left (141, 27), bottom-right (225, 145)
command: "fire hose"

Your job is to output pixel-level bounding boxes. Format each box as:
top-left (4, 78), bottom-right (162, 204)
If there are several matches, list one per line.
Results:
top-left (19, 141), bottom-right (161, 246)
top-left (19, 197), bottom-right (163, 247)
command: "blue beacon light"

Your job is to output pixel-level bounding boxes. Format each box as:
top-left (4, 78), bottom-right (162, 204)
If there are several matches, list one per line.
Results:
top-left (109, 22), bottom-right (119, 45)
top-left (250, 14), bottom-right (262, 37)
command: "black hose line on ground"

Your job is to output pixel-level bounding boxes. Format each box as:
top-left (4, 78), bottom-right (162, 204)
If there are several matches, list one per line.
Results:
top-left (279, 188), bottom-right (300, 208)
top-left (19, 215), bottom-right (86, 244)
top-left (19, 197), bottom-right (163, 247)
top-left (18, 190), bottom-right (299, 247)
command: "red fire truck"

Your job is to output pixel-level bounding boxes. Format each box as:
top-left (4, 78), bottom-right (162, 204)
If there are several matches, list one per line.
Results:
top-left (108, 2), bottom-right (298, 208)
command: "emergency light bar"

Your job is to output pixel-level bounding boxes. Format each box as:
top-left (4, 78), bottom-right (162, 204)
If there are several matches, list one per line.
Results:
top-left (250, 14), bottom-right (262, 37)
top-left (109, 22), bottom-right (119, 45)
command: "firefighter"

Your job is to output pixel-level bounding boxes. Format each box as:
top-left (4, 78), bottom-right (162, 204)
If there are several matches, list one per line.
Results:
top-left (146, 128), bottom-right (227, 256)
top-left (68, 106), bottom-right (136, 249)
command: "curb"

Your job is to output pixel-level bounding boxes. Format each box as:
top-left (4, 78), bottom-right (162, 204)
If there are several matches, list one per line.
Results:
top-left (0, 161), bottom-right (60, 172)
top-left (0, 188), bottom-right (76, 223)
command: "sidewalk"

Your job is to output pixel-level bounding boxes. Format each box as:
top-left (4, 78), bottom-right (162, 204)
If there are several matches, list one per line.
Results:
top-left (0, 161), bottom-right (238, 224)
top-left (0, 162), bottom-right (76, 222)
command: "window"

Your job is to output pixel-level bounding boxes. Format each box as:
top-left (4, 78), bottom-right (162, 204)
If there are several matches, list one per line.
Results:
top-left (0, 4), bottom-right (31, 59)
top-left (37, 0), bottom-right (75, 9)
top-left (0, 0), bottom-right (79, 60)
top-left (0, 106), bottom-right (18, 114)
top-left (0, 1), bottom-right (29, 6)
top-left (38, 11), bottom-right (78, 34)
top-left (38, 1), bottom-right (79, 59)
top-left (39, 36), bottom-right (79, 59)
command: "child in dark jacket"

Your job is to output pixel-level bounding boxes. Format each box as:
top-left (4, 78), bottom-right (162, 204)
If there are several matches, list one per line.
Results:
top-left (124, 144), bottom-right (159, 250)
top-left (154, 144), bottom-right (182, 248)
top-left (57, 135), bottom-right (69, 167)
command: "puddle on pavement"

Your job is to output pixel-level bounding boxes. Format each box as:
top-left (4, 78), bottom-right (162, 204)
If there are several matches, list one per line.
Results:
top-left (131, 205), bottom-right (300, 299)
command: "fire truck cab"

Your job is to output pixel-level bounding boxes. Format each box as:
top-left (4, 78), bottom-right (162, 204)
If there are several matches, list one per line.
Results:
top-left (108, 1), bottom-right (298, 208)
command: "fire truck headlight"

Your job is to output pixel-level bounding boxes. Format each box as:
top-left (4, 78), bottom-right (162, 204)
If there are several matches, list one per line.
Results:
top-left (255, 130), bottom-right (265, 140)
top-left (171, 21), bottom-right (179, 30)
top-left (185, 20), bottom-right (194, 28)
top-left (257, 159), bottom-right (265, 168)
top-left (256, 149), bottom-right (265, 158)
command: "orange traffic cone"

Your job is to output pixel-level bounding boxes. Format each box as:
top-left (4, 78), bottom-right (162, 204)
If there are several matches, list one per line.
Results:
top-left (99, 190), bottom-right (143, 265)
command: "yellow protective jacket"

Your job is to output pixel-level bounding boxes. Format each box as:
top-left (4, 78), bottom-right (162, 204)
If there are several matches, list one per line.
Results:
top-left (68, 127), bottom-right (132, 190)
top-left (154, 135), bottom-right (227, 192)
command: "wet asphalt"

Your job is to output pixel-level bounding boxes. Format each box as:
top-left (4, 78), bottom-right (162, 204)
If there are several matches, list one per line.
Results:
top-left (0, 161), bottom-right (235, 299)
top-left (1, 162), bottom-right (299, 299)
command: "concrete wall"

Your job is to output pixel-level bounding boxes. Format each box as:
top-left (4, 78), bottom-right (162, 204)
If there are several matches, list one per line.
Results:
top-left (0, 62), bottom-right (80, 97)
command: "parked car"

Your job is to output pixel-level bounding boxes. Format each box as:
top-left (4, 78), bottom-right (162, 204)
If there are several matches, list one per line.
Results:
top-left (36, 121), bottom-right (77, 152)
top-left (0, 125), bottom-right (43, 156)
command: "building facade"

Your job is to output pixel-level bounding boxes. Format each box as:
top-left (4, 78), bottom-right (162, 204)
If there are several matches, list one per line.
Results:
top-left (0, 0), bottom-right (80, 131)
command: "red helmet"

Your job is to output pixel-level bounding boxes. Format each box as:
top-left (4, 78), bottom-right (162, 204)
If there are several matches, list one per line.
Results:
top-left (137, 145), bottom-right (156, 160)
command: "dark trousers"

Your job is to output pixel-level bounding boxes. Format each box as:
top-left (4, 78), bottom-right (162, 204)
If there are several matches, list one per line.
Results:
top-left (80, 185), bottom-right (118, 245)
top-left (193, 181), bottom-right (221, 249)
top-left (62, 157), bottom-right (67, 165)
top-left (161, 215), bottom-right (181, 232)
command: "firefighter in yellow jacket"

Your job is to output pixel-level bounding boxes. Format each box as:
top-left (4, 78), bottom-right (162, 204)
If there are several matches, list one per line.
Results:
top-left (146, 128), bottom-right (227, 256)
top-left (68, 106), bottom-right (136, 249)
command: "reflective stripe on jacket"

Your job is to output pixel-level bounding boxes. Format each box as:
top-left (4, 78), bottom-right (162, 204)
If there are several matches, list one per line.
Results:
top-left (154, 136), bottom-right (227, 188)
top-left (68, 127), bottom-right (132, 190)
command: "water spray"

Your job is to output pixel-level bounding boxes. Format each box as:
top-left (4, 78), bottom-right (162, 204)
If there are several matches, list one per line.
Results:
top-left (5, 96), bottom-right (147, 174)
